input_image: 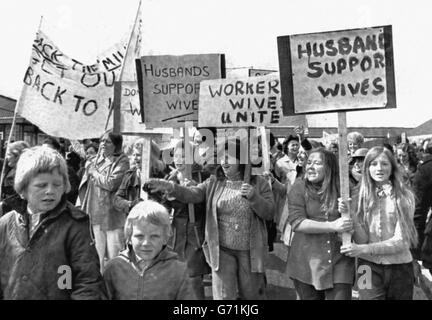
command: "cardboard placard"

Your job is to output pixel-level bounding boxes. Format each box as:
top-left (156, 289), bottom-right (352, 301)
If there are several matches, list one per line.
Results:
top-left (113, 81), bottom-right (173, 135)
top-left (136, 54), bottom-right (225, 128)
top-left (198, 74), bottom-right (306, 128)
top-left (16, 30), bottom-right (129, 139)
top-left (248, 68), bottom-right (277, 77)
top-left (278, 25), bottom-right (396, 115)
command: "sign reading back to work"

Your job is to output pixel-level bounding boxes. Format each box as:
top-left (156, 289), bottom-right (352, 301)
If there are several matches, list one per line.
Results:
top-left (16, 30), bottom-right (128, 139)
top-left (136, 54), bottom-right (224, 128)
top-left (277, 25), bottom-right (396, 115)
top-left (198, 73), bottom-right (306, 128)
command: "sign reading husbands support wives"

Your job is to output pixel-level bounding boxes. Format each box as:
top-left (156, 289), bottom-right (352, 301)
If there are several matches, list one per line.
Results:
top-left (277, 25), bottom-right (396, 115)
top-left (198, 73), bottom-right (306, 127)
top-left (136, 54), bottom-right (225, 128)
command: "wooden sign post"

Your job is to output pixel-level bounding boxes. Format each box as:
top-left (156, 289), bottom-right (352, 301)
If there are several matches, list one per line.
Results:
top-left (140, 135), bottom-right (152, 200)
top-left (337, 112), bottom-right (352, 245)
top-left (258, 126), bottom-right (271, 173)
top-left (278, 25), bottom-right (396, 247)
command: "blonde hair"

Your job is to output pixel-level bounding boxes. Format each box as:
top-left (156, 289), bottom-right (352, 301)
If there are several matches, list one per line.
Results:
top-left (124, 200), bottom-right (172, 242)
top-left (347, 131), bottom-right (364, 145)
top-left (14, 146), bottom-right (71, 196)
top-left (357, 146), bottom-right (418, 247)
top-left (7, 140), bottom-right (30, 155)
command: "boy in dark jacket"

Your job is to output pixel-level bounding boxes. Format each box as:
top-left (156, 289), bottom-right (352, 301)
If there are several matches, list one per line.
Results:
top-left (0, 146), bottom-right (105, 299)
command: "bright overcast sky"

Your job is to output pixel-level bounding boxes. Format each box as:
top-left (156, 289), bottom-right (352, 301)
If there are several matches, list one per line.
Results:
top-left (0, 0), bottom-right (431, 128)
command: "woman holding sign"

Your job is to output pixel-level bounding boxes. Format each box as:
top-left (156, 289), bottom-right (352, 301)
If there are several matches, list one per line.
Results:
top-left (340, 146), bottom-right (418, 300)
top-left (287, 148), bottom-right (355, 300)
top-left (145, 138), bottom-right (275, 300)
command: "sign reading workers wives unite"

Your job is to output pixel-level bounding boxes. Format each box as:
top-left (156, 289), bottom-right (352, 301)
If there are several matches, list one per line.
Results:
top-left (277, 25), bottom-right (396, 115)
top-left (136, 54), bottom-right (224, 128)
top-left (17, 31), bottom-right (128, 139)
top-left (198, 73), bottom-right (306, 127)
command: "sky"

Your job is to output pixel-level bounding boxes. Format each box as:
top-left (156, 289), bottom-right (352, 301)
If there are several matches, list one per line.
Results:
top-left (0, 0), bottom-right (431, 128)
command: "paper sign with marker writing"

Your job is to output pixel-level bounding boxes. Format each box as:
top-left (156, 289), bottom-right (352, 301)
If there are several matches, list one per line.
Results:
top-left (198, 73), bottom-right (306, 128)
top-left (16, 30), bottom-right (129, 139)
top-left (248, 68), bottom-right (277, 77)
top-left (115, 81), bottom-right (172, 135)
top-left (137, 54), bottom-right (224, 128)
top-left (278, 25), bottom-right (396, 115)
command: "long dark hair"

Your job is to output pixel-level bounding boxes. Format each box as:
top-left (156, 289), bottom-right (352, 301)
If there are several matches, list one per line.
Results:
top-left (101, 132), bottom-right (123, 155)
top-left (304, 148), bottom-right (339, 215)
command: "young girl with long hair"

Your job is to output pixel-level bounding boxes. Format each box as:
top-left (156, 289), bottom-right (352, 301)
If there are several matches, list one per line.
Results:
top-left (287, 148), bottom-right (355, 300)
top-left (340, 146), bottom-right (418, 300)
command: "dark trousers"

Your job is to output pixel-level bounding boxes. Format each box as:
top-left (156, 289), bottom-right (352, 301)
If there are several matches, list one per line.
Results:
top-left (212, 246), bottom-right (267, 300)
top-left (293, 279), bottom-right (352, 300)
top-left (357, 259), bottom-right (414, 300)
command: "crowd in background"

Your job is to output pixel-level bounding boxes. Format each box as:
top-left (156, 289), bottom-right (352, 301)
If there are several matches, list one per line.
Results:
top-left (0, 127), bottom-right (431, 300)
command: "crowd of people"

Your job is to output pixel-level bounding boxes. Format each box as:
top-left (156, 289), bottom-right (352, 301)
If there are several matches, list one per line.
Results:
top-left (0, 127), bottom-right (431, 300)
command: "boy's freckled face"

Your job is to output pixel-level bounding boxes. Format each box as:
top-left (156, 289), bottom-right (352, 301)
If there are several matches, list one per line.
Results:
top-left (24, 169), bottom-right (65, 213)
top-left (131, 221), bottom-right (167, 262)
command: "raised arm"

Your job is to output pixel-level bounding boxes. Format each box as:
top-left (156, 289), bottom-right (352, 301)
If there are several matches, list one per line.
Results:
top-left (146, 177), bottom-right (209, 204)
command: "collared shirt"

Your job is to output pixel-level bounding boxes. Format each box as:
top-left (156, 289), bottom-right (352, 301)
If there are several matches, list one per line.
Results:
top-left (355, 187), bottom-right (413, 265)
top-left (27, 206), bottom-right (46, 239)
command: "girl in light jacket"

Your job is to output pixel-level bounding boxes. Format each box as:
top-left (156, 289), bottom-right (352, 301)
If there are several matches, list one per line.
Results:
top-left (340, 146), bottom-right (418, 300)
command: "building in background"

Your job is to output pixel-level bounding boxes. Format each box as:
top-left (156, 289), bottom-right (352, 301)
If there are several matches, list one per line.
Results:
top-left (0, 94), bottom-right (46, 158)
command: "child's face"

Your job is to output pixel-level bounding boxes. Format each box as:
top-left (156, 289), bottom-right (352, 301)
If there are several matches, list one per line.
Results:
top-left (24, 169), bottom-right (65, 213)
top-left (173, 147), bottom-right (185, 172)
top-left (131, 148), bottom-right (142, 169)
top-left (369, 153), bottom-right (392, 185)
top-left (131, 221), bottom-right (167, 262)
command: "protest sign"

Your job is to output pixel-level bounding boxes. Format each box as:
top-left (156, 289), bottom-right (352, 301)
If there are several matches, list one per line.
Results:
top-left (105, 0), bottom-right (142, 130)
top-left (198, 73), bottom-right (306, 128)
top-left (113, 81), bottom-right (172, 135)
top-left (248, 68), bottom-right (277, 77)
top-left (16, 30), bottom-right (129, 139)
top-left (277, 25), bottom-right (395, 116)
top-left (136, 54), bottom-right (225, 128)
top-left (322, 130), bottom-right (338, 146)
